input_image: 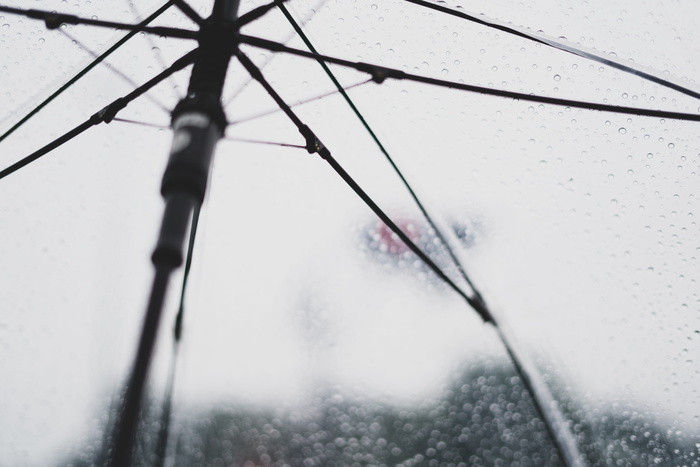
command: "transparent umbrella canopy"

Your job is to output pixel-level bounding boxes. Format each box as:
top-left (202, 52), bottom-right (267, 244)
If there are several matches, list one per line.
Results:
top-left (0, 0), bottom-right (699, 465)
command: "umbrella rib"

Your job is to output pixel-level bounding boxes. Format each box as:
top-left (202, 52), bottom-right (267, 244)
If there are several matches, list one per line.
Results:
top-left (494, 325), bottom-right (586, 467)
top-left (276, 1), bottom-right (484, 297)
top-left (239, 35), bottom-right (700, 122)
top-left (223, 0), bottom-right (329, 107)
top-left (235, 49), bottom-right (492, 322)
top-left (267, 18), bottom-right (581, 458)
top-left (0, 0), bottom-right (177, 144)
top-left (0, 6), bottom-right (198, 39)
top-left (235, 50), bottom-right (589, 466)
top-left (400, 0), bottom-right (700, 101)
top-left (0, 50), bottom-right (197, 181)
top-left (236, 0), bottom-right (290, 28)
top-left (173, 0), bottom-right (205, 25)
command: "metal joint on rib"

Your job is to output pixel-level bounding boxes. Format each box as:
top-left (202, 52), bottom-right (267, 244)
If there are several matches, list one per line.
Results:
top-left (356, 62), bottom-right (404, 83)
top-left (96, 98), bottom-right (127, 123)
top-left (467, 292), bottom-right (494, 324)
top-left (39, 12), bottom-right (65, 29)
top-left (300, 125), bottom-right (322, 154)
top-left (23, 9), bottom-right (70, 28)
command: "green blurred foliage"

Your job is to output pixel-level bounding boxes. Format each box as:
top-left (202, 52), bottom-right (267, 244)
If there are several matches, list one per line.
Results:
top-left (62, 360), bottom-right (699, 467)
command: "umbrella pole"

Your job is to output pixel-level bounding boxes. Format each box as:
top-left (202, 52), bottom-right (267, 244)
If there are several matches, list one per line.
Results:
top-left (110, 1), bottom-right (240, 465)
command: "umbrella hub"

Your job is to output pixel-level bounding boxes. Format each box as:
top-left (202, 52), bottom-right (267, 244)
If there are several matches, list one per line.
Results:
top-left (186, 16), bottom-right (238, 102)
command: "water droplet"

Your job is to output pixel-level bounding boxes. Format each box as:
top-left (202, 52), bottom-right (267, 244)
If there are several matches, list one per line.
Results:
top-left (668, 142), bottom-right (675, 149)
top-left (647, 153), bottom-right (654, 159)
top-left (618, 127), bottom-right (627, 134)
top-left (371, 3), bottom-right (378, 9)
top-left (553, 74), bottom-right (561, 81)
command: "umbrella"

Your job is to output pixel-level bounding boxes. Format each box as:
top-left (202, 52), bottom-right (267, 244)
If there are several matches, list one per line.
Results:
top-left (1, 0), bottom-right (698, 465)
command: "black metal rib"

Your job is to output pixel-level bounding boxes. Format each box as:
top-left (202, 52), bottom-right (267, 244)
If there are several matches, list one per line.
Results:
top-left (0, 6), bottom-right (197, 39)
top-left (276, 3), bottom-right (483, 296)
top-left (235, 48), bottom-right (493, 322)
top-left (0, 118), bottom-right (98, 180)
top-left (494, 325), bottom-right (583, 467)
top-left (0, 50), bottom-right (197, 181)
top-left (0, 0), bottom-right (176, 144)
top-left (236, 0), bottom-right (289, 28)
top-left (235, 44), bottom-right (586, 467)
top-left (235, 51), bottom-right (306, 128)
top-left (239, 35), bottom-right (700, 122)
top-left (173, 0), bottom-right (204, 25)
top-left (223, 0), bottom-right (329, 106)
top-left (401, 0), bottom-right (700, 101)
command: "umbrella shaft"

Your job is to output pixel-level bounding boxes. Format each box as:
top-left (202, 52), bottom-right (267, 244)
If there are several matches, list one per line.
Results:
top-left (110, 1), bottom-right (240, 465)
top-left (112, 267), bottom-right (172, 467)
top-left (152, 193), bottom-right (199, 268)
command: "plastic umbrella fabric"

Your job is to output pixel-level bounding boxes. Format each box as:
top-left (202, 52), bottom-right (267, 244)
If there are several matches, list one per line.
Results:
top-left (1, 0), bottom-right (699, 465)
